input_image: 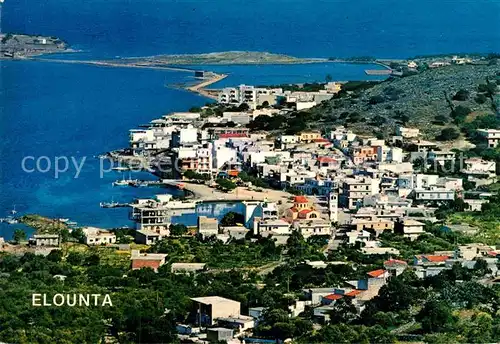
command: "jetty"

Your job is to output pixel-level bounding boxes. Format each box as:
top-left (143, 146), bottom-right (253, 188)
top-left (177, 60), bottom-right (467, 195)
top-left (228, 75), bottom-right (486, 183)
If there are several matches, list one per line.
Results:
top-left (99, 202), bottom-right (130, 209)
top-left (186, 72), bottom-right (228, 99)
top-left (365, 69), bottom-right (393, 75)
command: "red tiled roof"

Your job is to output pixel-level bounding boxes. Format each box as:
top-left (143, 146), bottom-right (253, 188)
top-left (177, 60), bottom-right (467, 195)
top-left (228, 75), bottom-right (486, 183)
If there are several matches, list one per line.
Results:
top-left (294, 196), bottom-right (309, 203)
top-left (298, 209), bottom-right (313, 219)
top-left (384, 259), bottom-right (408, 267)
top-left (344, 290), bottom-right (362, 297)
top-left (487, 251), bottom-right (499, 257)
top-left (289, 207), bottom-right (299, 213)
top-left (424, 255), bottom-right (449, 262)
top-left (318, 157), bottom-right (337, 163)
top-left (219, 133), bottom-right (249, 138)
top-left (323, 294), bottom-right (343, 301)
top-left (367, 269), bottom-right (386, 278)
top-left (314, 138), bottom-right (330, 143)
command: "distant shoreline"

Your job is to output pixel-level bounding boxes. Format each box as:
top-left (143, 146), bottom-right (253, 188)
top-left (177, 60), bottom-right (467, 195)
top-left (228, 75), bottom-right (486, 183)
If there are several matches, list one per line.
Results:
top-left (23, 56), bottom-right (387, 99)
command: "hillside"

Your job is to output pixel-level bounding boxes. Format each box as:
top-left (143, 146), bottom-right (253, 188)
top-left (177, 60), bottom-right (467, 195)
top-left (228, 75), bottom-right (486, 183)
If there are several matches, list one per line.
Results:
top-left (308, 64), bottom-right (499, 139)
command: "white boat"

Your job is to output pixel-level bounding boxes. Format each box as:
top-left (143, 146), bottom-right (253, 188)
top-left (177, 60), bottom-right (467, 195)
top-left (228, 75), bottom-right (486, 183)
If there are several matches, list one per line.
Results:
top-left (155, 194), bottom-right (198, 209)
top-left (66, 221), bottom-right (78, 226)
top-left (10, 205), bottom-right (17, 215)
top-left (58, 218), bottom-right (70, 223)
top-left (4, 216), bottom-right (18, 224)
top-left (113, 179), bottom-right (130, 186)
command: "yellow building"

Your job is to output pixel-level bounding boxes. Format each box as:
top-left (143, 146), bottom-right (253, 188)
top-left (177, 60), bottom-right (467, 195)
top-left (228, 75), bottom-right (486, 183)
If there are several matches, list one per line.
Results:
top-left (286, 196), bottom-right (321, 221)
top-left (299, 131), bottom-right (322, 143)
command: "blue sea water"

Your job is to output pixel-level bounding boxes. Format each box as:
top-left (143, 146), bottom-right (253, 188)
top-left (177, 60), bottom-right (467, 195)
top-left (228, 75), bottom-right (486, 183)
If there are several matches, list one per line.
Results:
top-left (1, 0), bottom-right (499, 239)
top-left (0, 61), bottom-right (204, 238)
top-left (183, 63), bottom-right (387, 87)
top-left (3, 0), bottom-right (499, 59)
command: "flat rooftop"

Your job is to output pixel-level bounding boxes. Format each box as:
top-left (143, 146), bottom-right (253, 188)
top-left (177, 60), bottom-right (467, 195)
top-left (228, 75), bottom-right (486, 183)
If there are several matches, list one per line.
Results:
top-left (191, 296), bottom-right (239, 306)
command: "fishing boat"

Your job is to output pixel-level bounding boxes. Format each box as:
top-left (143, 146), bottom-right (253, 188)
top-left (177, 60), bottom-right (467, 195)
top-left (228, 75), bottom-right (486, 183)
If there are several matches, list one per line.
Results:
top-left (3, 216), bottom-right (18, 224)
top-left (100, 202), bottom-right (129, 208)
top-left (112, 172), bottom-right (136, 186)
top-left (113, 179), bottom-right (130, 186)
top-left (58, 218), bottom-right (70, 223)
top-left (100, 201), bottom-right (118, 208)
top-left (10, 205), bottom-right (17, 215)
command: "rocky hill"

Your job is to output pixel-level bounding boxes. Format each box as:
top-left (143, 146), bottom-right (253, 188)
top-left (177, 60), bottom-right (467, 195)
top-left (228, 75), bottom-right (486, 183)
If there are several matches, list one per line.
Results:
top-left (309, 63), bottom-right (499, 139)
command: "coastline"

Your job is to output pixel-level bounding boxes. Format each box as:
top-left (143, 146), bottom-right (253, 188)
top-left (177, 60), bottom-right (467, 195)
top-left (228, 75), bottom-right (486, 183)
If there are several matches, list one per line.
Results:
top-left (25, 56), bottom-right (387, 99)
top-left (164, 180), bottom-right (295, 213)
top-left (186, 73), bottom-right (228, 99)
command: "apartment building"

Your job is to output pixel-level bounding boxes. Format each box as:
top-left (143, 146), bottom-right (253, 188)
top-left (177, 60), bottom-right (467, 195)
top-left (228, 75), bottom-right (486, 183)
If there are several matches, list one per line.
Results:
top-left (340, 177), bottom-right (380, 209)
top-left (478, 129), bottom-right (500, 148)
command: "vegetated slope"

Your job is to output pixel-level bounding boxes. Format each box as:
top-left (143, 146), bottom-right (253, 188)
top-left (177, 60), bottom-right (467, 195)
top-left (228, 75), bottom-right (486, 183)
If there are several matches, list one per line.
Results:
top-left (119, 51), bottom-right (318, 65)
top-left (311, 64), bottom-right (499, 139)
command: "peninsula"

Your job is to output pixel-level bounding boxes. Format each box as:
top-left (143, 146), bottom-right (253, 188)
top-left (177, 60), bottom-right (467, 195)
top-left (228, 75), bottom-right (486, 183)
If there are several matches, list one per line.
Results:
top-left (0, 33), bottom-right (70, 58)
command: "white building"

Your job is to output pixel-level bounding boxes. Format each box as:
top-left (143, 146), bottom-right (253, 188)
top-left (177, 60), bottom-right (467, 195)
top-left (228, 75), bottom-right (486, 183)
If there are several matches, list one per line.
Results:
top-left (396, 126), bottom-right (420, 138)
top-left (294, 219), bottom-right (332, 237)
top-left (82, 227), bottom-right (116, 246)
top-left (340, 177), bottom-right (380, 209)
top-left (478, 129), bottom-right (500, 148)
top-left (462, 158), bottom-right (496, 176)
top-left (212, 144), bottom-right (238, 170)
top-left (395, 219), bottom-right (425, 241)
top-left (428, 151), bottom-right (456, 165)
top-left (178, 127), bottom-right (198, 145)
top-left (218, 85), bottom-right (282, 108)
top-left (414, 187), bottom-right (455, 202)
top-left (376, 146), bottom-right (403, 163)
top-left (253, 218), bottom-right (291, 236)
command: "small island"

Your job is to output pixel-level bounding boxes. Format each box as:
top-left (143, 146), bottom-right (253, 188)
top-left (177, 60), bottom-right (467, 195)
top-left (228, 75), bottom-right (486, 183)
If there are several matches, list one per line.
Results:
top-left (0, 33), bottom-right (69, 58)
top-left (110, 51), bottom-right (326, 66)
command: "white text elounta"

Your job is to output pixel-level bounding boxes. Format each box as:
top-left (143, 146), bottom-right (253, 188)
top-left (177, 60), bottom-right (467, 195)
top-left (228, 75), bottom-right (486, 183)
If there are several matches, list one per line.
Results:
top-left (32, 294), bottom-right (113, 307)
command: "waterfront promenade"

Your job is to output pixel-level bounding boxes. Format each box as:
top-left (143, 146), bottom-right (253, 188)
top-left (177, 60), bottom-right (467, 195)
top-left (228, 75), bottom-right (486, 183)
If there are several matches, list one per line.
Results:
top-left (162, 180), bottom-right (294, 212)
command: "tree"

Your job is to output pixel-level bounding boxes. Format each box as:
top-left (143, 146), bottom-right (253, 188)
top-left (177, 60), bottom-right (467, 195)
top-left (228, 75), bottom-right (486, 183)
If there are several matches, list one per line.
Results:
top-left (412, 157), bottom-right (426, 172)
top-left (462, 312), bottom-right (494, 343)
top-left (12, 229), bottom-right (26, 244)
top-left (475, 93), bottom-right (487, 104)
top-left (369, 95), bottom-right (385, 104)
top-left (237, 102), bottom-right (250, 111)
top-left (473, 258), bottom-right (491, 277)
top-left (417, 299), bottom-right (456, 333)
top-left (329, 297), bottom-right (358, 324)
top-left (169, 223), bottom-right (188, 236)
top-left (434, 114), bottom-right (449, 125)
top-left (47, 249), bottom-right (63, 262)
top-left (478, 82), bottom-right (498, 98)
top-left (436, 128), bottom-right (460, 141)
top-left (60, 228), bottom-right (71, 243)
top-left (220, 211), bottom-right (244, 226)
top-left (452, 89), bottom-right (469, 101)
top-left (216, 178), bottom-right (236, 191)
top-left (66, 251), bottom-right (84, 265)
top-left (188, 106), bottom-right (202, 113)
top-left (71, 227), bottom-right (85, 243)
top-left (450, 105), bottom-right (471, 124)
